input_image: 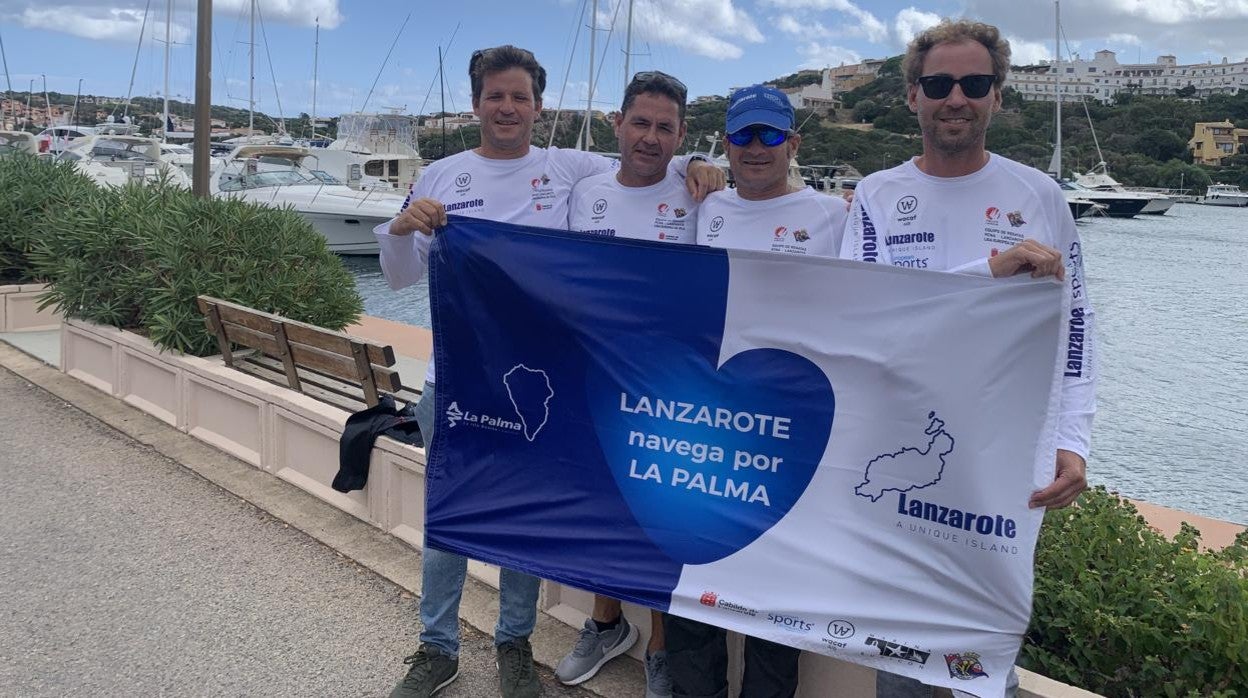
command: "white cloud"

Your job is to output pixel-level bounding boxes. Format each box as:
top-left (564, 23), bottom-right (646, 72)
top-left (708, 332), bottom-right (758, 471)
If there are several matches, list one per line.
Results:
top-left (762, 0), bottom-right (887, 43)
top-left (892, 7), bottom-right (941, 47)
top-left (8, 0), bottom-right (342, 41)
top-left (797, 42), bottom-right (862, 70)
top-left (1005, 36), bottom-right (1052, 66)
top-left (627, 0), bottom-right (764, 60)
top-left (19, 5), bottom-right (193, 42)
top-left (1106, 32), bottom-right (1143, 46)
top-left (215, 0), bottom-right (343, 28)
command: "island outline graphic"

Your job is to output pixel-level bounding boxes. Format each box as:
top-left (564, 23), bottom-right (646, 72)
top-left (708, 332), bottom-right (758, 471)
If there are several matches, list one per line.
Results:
top-left (854, 411), bottom-right (955, 502)
top-left (503, 364), bottom-right (554, 442)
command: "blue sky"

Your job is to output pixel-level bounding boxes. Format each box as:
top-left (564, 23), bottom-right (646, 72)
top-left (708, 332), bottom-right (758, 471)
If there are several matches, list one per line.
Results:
top-left (3, 0), bottom-right (1247, 124)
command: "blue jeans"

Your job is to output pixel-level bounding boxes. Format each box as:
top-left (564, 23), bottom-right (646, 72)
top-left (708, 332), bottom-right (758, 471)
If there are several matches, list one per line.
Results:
top-left (413, 381), bottom-right (542, 657)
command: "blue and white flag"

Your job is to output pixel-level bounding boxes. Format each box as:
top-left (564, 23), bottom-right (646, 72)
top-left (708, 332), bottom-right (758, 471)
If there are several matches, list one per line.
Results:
top-left (426, 216), bottom-right (1066, 696)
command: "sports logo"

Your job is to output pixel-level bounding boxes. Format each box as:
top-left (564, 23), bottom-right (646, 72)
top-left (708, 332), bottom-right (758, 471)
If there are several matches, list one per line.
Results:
top-left (896, 195), bottom-right (918, 215)
top-left (793, 229), bottom-right (810, 242)
top-left (455, 172), bottom-right (472, 188)
top-left (774, 226), bottom-right (788, 240)
top-left (1007, 211), bottom-right (1026, 227)
top-left (945, 652), bottom-right (989, 680)
top-left (445, 401), bottom-right (464, 428)
top-left (657, 203), bottom-right (670, 216)
top-left (700, 591), bottom-right (718, 607)
top-left (593, 198), bottom-right (608, 215)
top-left (985, 206), bottom-right (1000, 222)
top-left (530, 174), bottom-right (550, 188)
top-left (674, 208), bottom-right (687, 218)
top-left (710, 216), bottom-right (724, 232)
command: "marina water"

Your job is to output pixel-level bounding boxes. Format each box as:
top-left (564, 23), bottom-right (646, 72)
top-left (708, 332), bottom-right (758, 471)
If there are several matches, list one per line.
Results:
top-left (343, 203), bottom-right (1248, 525)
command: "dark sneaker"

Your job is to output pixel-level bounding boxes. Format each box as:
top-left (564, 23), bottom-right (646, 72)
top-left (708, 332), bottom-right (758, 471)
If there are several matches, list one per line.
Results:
top-left (496, 637), bottom-right (542, 698)
top-left (389, 645), bottom-right (460, 698)
top-left (644, 650), bottom-right (672, 698)
top-left (555, 617), bottom-right (639, 685)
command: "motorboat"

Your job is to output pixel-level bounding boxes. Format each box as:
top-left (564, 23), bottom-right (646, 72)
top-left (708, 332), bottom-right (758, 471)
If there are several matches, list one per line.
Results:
top-left (1197, 184), bottom-right (1248, 207)
top-left (1058, 180), bottom-right (1150, 218)
top-left (1074, 163), bottom-right (1174, 215)
top-left (58, 134), bottom-right (192, 188)
top-left (0, 131), bottom-right (38, 156)
top-left (35, 125), bottom-right (96, 154)
top-left (210, 144), bottom-right (408, 254)
top-left (309, 112), bottom-right (423, 193)
top-left (1065, 196), bottom-right (1106, 220)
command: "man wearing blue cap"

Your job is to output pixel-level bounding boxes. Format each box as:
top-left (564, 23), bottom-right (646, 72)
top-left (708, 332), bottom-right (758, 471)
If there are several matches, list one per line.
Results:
top-left (667, 84), bottom-right (846, 698)
top-left (696, 84), bottom-right (846, 257)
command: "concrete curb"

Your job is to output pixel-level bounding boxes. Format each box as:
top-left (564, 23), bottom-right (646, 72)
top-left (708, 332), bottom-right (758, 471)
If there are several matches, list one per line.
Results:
top-left (0, 340), bottom-right (645, 697)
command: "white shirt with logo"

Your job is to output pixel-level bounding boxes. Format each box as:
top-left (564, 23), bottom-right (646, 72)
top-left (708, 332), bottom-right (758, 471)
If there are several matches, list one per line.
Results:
top-left (374, 147), bottom-right (695, 384)
top-left (695, 187), bottom-right (848, 257)
top-left (568, 172), bottom-right (698, 244)
top-left (841, 154), bottom-right (1096, 458)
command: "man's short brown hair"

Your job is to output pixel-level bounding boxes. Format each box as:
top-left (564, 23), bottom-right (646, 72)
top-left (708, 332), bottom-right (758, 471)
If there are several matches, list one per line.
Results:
top-left (469, 45), bottom-right (547, 104)
top-left (902, 19), bottom-right (1011, 87)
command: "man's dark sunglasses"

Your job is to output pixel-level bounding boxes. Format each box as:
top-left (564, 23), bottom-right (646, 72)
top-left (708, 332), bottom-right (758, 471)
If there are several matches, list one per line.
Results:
top-left (916, 74), bottom-right (996, 99)
top-left (726, 125), bottom-right (790, 147)
top-left (629, 71), bottom-right (687, 99)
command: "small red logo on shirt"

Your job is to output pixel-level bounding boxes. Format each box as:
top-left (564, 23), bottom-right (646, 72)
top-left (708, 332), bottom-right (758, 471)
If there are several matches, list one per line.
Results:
top-left (657, 203), bottom-right (670, 216)
top-left (700, 591), bottom-right (718, 607)
top-left (985, 207), bottom-right (1000, 222)
top-left (774, 226), bottom-right (788, 240)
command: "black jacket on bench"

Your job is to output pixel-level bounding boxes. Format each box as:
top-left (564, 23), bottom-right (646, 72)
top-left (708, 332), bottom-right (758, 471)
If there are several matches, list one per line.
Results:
top-left (333, 395), bottom-right (423, 492)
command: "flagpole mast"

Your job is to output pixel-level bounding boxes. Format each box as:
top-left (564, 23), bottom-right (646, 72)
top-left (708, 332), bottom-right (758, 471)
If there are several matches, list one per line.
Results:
top-left (311, 17), bottom-right (319, 141)
top-left (193, 0), bottom-right (213, 196)
top-left (163, 0), bottom-right (173, 141)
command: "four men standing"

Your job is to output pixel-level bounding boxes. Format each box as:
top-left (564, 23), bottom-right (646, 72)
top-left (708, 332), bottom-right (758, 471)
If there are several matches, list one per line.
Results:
top-left (377, 17), bottom-right (1092, 695)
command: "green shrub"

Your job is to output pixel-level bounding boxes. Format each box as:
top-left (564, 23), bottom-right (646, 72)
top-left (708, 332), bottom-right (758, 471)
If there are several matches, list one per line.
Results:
top-left (32, 177), bottom-right (363, 355)
top-left (0, 153), bottom-right (101, 283)
top-left (1023, 486), bottom-right (1248, 697)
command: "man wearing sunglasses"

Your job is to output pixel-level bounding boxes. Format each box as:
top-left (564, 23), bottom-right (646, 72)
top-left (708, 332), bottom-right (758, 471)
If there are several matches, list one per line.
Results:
top-left (552, 69), bottom-right (699, 698)
top-left (376, 45), bottom-right (724, 698)
top-left (662, 84), bottom-right (846, 698)
top-left (839, 19), bottom-right (1095, 698)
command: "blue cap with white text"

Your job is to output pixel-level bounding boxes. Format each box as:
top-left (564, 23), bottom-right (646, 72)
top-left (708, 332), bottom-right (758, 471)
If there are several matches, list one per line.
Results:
top-left (726, 84), bottom-right (795, 134)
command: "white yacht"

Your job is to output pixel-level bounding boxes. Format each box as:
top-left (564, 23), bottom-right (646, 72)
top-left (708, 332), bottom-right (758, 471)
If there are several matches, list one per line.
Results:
top-left (310, 112), bottom-right (423, 193)
top-left (58, 134), bottom-right (192, 188)
top-left (210, 144), bottom-right (408, 255)
top-left (1074, 164), bottom-right (1174, 215)
top-left (0, 130), bottom-right (38, 156)
top-left (35, 125), bottom-right (96, 154)
top-left (1198, 184), bottom-right (1248, 207)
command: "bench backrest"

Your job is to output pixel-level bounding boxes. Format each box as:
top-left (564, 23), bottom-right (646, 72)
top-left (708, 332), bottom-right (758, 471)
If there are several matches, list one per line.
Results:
top-left (197, 295), bottom-right (399, 407)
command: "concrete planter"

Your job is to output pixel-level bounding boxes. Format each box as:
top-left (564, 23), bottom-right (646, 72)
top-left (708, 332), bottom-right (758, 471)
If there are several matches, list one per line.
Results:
top-left (55, 318), bottom-right (1099, 698)
top-left (0, 283), bottom-right (61, 332)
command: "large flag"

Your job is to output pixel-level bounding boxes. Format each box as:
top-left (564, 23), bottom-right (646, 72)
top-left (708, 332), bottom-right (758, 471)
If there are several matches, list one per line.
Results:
top-left (426, 216), bottom-right (1066, 696)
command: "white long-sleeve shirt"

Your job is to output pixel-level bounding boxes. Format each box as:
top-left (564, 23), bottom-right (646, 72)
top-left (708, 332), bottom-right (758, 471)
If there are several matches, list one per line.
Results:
top-left (840, 155), bottom-right (1096, 459)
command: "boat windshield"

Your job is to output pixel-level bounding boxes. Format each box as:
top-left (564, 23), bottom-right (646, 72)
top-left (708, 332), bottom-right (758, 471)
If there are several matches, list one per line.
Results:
top-left (89, 139), bottom-right (159, 162)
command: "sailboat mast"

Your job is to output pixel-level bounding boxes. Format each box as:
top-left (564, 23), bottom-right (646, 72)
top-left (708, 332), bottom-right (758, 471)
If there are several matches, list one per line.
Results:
top-left (0, 28), bottom-right (14, 130)
top-left (1053, 0), bottom-right (1061, 179)
top-left (163, 0), bottom-right (172, 141)
top-left (583, 0), bottom-right (597, 151)
top-left (623, 0), bottom-right (633, 85)
top-left (249, 0), bottom-right (255, 137)
top-left (311, 17), bottom-right (319, 141)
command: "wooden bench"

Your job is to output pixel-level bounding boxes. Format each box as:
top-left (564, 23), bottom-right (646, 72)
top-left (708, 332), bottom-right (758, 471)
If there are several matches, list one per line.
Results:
top-left (196, 295), bottom-right (420, 412)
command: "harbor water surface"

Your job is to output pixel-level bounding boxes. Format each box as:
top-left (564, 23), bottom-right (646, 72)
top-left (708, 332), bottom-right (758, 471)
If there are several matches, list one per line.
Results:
top-left (343, 203), bottom-right (1248, 524)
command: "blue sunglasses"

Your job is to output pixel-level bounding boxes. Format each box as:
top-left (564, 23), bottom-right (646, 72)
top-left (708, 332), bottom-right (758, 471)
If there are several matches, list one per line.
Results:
top-left (726, 125), bottom-right (790, 147)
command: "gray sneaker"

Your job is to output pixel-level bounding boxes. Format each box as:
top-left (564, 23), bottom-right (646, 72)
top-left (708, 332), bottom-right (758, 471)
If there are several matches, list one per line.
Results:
top-left (644, 650), bottom-right (673, 698)
top-left (497, 637), bottom-right (542, 698)
top-left (389, 645), bottom-right (459, 698)
top-left (555, 617), bottom-right (640, 685)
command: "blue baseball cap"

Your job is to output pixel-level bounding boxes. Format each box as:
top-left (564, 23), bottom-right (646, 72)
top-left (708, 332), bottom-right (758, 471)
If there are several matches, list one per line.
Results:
top-left (726, 84), bottom-right (795, 134)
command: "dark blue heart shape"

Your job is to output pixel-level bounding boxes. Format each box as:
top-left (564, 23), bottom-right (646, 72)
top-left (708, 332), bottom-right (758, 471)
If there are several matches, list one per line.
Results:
top-left (587, 336), bottom-right (835, 565)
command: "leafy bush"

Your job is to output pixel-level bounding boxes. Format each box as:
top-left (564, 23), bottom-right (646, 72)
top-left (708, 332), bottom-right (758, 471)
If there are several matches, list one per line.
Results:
top-left (1023, 487), bottom-right (1248, 697)
top-left (32, 176), bottom-right (363, 355)
top-left (0, 153), bottom-right (101, 283)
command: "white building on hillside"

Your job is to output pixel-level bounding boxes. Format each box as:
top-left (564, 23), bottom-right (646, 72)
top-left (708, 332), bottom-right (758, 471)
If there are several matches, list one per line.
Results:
top-left (1008, 50), bottom-right (1248, 103)
top-left (782, 60), bottom-right (887, 111)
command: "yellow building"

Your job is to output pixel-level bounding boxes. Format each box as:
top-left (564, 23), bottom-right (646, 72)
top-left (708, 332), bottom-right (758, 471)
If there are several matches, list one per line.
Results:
top-left (1189, 120), bottom-right (1248, 165)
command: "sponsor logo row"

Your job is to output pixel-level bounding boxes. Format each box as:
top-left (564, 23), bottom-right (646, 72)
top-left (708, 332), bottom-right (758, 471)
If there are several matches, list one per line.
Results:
top-left (697, 591), bottom-right (987, 681)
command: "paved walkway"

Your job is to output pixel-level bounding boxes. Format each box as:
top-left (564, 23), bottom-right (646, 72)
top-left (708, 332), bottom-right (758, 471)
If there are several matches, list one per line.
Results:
top-left (0, 365), bottom-right (593, 697)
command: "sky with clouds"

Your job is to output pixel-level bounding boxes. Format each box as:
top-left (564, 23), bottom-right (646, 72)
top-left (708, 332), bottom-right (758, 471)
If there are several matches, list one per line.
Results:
top-left (2, 0), bottom-right (1247, 124)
